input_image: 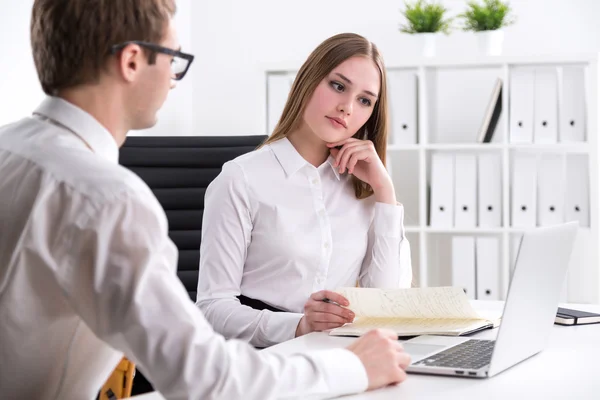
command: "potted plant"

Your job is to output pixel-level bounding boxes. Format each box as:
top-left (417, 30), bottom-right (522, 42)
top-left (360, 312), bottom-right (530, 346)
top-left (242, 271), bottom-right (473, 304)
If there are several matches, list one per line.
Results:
top-left (400, 0), bottom-right (453, 57)
top-left (458, 0), bottom-right (515, 56)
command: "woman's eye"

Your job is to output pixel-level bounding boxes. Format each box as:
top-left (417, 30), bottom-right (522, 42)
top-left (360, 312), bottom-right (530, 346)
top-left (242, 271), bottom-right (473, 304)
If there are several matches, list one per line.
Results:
top-left (330, 81), bottom-right (344, 92)
top-left (359, 98), bottom-right (372, 107)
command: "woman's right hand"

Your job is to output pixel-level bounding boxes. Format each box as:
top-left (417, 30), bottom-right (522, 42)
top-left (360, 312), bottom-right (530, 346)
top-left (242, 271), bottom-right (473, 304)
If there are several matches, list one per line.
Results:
top-left (295, 290), bottom-right (355, 337)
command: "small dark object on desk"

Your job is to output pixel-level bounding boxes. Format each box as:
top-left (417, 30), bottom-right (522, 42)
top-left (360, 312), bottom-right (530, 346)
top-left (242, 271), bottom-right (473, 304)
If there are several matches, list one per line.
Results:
top-left (555, 307), bottom-right (600, 326)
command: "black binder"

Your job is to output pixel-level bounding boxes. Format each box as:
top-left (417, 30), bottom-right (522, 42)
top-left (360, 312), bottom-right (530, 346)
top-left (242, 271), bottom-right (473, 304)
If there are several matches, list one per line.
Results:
top-left (477, 78), bottom-right (503, 143)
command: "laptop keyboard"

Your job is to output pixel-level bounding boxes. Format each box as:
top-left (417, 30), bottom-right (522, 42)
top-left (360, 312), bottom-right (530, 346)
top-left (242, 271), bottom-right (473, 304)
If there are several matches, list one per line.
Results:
top-left (413, 339), bottom-right (495, 370)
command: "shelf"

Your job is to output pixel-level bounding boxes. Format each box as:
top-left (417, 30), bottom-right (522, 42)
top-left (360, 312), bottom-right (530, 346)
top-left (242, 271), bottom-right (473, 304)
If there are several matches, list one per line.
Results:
top-left (387, 144), bottom-right (421, 151)
top-left (387, 143), bottom-right (503, 151)
top-left (506, 226), bottom-right (591, 233)
top-left (265, 54), bottom-right (600, 304)
top-left (425, 143), bottom-right (504, 151)
top-left (424, 227), bottom-right (504, 234)
top-left (384, 53), bottom-right (597, 70)
top-left (508, 143), bottom-right (589, 153)
top-left (262, 53), bottom-right (597, 75)
top-left (403, 226), bottom-right (591, 234)
top-left (386, 143), bottom-right (590, 153)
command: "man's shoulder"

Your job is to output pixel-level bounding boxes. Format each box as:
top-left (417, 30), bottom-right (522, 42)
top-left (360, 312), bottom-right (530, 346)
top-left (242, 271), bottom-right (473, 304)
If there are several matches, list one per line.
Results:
top-left (70, 156), bottom-right (152, 204)
top-left (0, 119), bottom-right (154, 209)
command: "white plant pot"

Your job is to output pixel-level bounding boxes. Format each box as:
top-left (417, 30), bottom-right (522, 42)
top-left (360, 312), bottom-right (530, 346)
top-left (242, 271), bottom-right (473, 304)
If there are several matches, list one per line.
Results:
top-left (477, 30), bottom-right (504, 56)
top-left (418, 33), bottom-right (437, 57)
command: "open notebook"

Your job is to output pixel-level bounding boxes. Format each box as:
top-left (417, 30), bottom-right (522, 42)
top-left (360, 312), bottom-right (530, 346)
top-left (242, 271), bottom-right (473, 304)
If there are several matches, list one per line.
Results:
top-left (329, 287), bottom-right (502, 337)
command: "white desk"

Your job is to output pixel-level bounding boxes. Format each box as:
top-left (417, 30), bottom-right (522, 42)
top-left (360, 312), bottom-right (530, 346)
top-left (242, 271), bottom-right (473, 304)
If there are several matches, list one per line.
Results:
top-left (130, 302), bottom-right (600, 400)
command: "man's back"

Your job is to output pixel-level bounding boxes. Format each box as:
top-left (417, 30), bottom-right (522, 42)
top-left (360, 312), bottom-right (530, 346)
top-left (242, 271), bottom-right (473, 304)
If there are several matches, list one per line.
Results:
top-left (0, 0), bottom-right (411, 397)
top-left (0, 98), bottom-right (379, 400)
top-left (0, 98), bottom-right (171, 398)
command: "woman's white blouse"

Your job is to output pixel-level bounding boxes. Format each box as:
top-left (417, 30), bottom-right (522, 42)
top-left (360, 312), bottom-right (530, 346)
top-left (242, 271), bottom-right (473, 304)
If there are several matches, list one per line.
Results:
top-left (197, 138), bottom-right (412, 348)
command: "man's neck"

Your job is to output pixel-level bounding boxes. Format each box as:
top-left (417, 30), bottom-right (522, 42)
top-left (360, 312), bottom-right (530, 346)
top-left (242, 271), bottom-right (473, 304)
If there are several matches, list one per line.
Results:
top-left (58, 85), bottom-right (127, 147)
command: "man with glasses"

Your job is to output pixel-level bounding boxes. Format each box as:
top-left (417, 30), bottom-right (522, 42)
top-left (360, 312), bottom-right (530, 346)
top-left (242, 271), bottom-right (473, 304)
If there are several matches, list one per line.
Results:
top-left (110, 40), bottom-right (195, 82)
top-left (0, 1), bottom-right (410, 399)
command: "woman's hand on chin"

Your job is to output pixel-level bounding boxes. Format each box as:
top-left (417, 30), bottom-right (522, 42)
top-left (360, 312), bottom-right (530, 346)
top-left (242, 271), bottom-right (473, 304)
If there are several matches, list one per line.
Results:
top-left (327, 138), bottom-right (396, 204)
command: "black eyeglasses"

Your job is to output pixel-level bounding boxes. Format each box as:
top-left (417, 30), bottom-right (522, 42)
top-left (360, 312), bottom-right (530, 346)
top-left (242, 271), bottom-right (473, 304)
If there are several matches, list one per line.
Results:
top-left (110, 41), bottom-right (194, 81)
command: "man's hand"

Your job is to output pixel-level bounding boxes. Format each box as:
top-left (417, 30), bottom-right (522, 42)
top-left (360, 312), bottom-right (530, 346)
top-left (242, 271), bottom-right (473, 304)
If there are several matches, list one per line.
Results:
top-left (346, 329), bottom-right (411, 390)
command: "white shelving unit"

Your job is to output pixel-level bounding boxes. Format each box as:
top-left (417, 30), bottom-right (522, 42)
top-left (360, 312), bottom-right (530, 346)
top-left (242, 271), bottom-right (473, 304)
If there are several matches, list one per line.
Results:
top-left (265, 53), bottom-right (600, 304)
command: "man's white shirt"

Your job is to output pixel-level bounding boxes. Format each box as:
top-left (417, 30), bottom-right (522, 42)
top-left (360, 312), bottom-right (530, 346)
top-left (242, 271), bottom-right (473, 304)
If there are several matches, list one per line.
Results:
top-left (0, 97), bottom-right (368, 400)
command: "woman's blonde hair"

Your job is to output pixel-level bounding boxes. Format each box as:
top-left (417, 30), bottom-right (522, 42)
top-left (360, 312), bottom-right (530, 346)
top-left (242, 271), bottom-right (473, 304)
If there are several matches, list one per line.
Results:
top-left (261, 33), bottom-right (389, 200)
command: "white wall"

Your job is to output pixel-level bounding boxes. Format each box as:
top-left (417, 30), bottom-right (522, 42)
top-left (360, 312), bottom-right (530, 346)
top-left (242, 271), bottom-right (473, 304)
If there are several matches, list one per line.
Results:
top-left (0, 0), bottom-right (45, 126)
top-left (0, 0), bottom-right (193, 136)
top-left (192, 0), bottom-right (600, 136)
top-left (1, 1), bottom-right (600, 135)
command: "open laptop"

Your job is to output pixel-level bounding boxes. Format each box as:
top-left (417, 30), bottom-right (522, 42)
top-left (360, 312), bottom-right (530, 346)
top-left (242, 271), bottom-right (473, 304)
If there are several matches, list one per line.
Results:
top-left (402, 221), bottom-right (578, 378)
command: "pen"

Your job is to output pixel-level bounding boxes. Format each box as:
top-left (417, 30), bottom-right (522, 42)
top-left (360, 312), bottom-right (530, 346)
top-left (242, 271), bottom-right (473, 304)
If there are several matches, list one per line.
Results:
top-left (323, 298), bottom-right (343, 307)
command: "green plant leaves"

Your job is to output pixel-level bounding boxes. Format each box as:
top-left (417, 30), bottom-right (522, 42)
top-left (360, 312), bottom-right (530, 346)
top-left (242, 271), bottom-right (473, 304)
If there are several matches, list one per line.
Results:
top-left (399, 0), bottom-right (515, 34)
top-left (458, 0), bottom-right (515, 31)
top-left (400, 0), bottom-right (453, 34)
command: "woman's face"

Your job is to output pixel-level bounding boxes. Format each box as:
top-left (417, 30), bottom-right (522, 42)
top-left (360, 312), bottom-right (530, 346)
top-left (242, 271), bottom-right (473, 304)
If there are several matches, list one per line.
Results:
top-left (302, 56), bottom-right (381, 144)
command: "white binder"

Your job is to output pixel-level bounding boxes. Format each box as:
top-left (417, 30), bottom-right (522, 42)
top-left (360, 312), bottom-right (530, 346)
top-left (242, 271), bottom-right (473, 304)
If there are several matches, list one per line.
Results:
top-left (533, 67), bottom-right (559, 143)
top-left (388, 70), bottom-right (418, 144)
top-left (565, 155), bottom-right (590, 227)
top-left (559, 66), bottom-right (586, 143)
top-left (451, 236), bottom-right (476, 300)
top-left (511, 153), bottom-right (537, 227)
top-left (537, 154), bottom-right (565, 226)
top-left (267, 73), bottom-right (293, 134)
top-left (509, 69), bottom-right (535, 143)
top-left (430, 153), bottom-right (454, 228)
top-left (454, 154), bottom-right (477, 228)
top-left (476, 237), bottom-right (501, 301)
top-left (477, 153), bottom-right (502, 228)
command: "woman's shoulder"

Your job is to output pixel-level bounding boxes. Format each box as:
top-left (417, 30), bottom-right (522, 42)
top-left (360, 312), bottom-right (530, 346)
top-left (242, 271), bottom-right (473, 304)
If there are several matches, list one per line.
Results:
top-left (226, 144), bottom-right (273, 167)
top-left (218, 145), bottom-right (277, 181)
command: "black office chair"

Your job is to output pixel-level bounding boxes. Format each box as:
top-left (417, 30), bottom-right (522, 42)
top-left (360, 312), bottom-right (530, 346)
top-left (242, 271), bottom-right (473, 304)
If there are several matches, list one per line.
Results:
top-left (118, 134), bottom-right (266, 395)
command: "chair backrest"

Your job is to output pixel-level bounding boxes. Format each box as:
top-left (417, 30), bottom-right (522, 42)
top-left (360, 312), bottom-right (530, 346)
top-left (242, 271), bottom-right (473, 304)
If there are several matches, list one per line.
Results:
top-left (119, 135), bottom-right (266, 300)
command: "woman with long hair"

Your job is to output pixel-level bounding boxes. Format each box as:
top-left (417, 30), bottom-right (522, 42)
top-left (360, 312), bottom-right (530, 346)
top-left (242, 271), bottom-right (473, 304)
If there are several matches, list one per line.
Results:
top-left (196, 33), bottom-right (412, 348)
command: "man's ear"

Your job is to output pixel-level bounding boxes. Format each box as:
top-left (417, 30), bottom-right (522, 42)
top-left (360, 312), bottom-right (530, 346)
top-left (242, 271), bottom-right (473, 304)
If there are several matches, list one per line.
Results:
top-left (116, 43), bottom-right (143, 83)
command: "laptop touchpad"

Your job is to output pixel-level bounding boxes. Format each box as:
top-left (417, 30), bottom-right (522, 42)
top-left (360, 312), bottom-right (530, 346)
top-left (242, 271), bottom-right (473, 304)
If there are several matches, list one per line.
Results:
top-left (402, 343), bottom-right (448, 363)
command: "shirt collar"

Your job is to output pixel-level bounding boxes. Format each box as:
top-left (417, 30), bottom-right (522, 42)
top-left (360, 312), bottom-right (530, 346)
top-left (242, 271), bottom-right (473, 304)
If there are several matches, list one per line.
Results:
top-left (33, 96), bottom-right (119, 164)
top-left (325, 155), bottom-right (341, 180)
top-left (269, 137), bottom-right (340, 180)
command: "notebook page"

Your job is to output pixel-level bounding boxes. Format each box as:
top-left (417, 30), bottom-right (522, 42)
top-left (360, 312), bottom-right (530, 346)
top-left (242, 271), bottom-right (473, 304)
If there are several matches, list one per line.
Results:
top-left (330, 317), bottom-right (490, 337)
top-left (335, 287), bottom-right (484, 320)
